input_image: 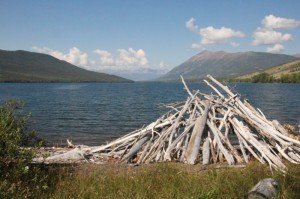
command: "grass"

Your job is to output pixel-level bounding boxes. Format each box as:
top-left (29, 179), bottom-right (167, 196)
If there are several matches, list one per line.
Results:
top-left (38, 161), bottom-right (300, 199)
top-left (232, 59), bottom-right (300, 82)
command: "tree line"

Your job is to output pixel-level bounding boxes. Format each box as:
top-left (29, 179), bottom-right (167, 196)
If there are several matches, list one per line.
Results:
top-left (235, 72), bottom-right (300, 83)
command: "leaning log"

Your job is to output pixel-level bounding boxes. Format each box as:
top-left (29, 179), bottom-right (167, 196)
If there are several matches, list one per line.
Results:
top-left (185, 102), bottom-right (210, 164)
top-left (202, 138), bottom-right (210, 165)
top-left (121, 134), bottom-right (151, 163)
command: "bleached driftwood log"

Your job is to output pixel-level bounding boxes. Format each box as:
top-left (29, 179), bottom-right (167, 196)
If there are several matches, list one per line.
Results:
top-left (185, 102), bottom-right (210, 164)
top-left (202, 138), bottom-right (210, 165)
top-left (36, 75), bottom-right (300, 172)
top-left (45, 148), bottom-right (85, 163)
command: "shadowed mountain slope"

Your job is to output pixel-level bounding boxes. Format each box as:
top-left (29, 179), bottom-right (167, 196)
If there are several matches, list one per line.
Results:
top-left (0, 50), bottom-right (132, 82)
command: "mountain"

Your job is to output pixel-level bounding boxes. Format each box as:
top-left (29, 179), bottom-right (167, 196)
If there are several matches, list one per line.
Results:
top-left (158, 51), bottom-right (299, 81)
top-left (294, 54), bottom-right (300, 58)
top-left (232, 59), bottom-right (300, 83)
top-left (0, 50), bottom-right (132, 82)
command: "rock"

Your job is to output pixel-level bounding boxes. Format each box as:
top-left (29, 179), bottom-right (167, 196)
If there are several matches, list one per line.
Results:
top-left (246, 178), bottom-right (279, 199)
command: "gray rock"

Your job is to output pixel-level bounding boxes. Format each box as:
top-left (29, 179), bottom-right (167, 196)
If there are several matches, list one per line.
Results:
top-left (246, 178), bottom-right (279, 199)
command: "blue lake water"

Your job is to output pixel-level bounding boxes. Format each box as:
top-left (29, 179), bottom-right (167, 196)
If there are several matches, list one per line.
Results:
top-left (0, 82), bottom-right (299, 145)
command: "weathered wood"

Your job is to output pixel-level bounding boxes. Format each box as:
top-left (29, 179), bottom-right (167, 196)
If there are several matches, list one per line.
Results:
top-left (231, 117), bottom-right (286, 170)
top-left (185, 102), bottom-right (210, 164)
top-left (235, 131), bottom-right (249, 163)
top-left (121, 134), bottom-right (152, 163)
top-left (45, 148), bottom-right (85, 162)
top-left (180, 133), bottom-right (190, 161)
top-left (275, 144), bottom-right (299, 164)
top-left (208, 136), bottom-right (217, 163)
top-left (202, 138), bottom-right (210, 165)
top-left (272, 120), bottom-right (289, 136)
top-left (288, 150), bottom-right (300, 162)
top-left (164, 121), bottom-right (195, 161)
top-left (137, 136), bottom-right (155, 164)
top-left (66, 139), bottom-right (75, 148)
top-left (207, 120), bottom-right (235, 165)
top-left (181, 75), bottom-right (195, 99)
top-left (167, 97), bottom-right (192, 146)
top-left (91, 119), bottom-right (162, 154)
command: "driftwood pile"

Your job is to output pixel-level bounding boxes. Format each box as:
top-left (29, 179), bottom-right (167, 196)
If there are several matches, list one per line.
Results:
top-left (34, 75), bottom-right (300, 172)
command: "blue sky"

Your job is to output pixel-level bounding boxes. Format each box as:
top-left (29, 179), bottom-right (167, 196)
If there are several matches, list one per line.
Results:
top-left (1, 0), bottom-right (300, 80)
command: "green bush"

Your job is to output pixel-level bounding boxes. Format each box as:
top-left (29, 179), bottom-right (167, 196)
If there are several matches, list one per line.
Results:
top-left (0, 99), bottom-right (47, 198)
top-left (280, 73), bottom-right (300, 83)
top-left (249, 72), bottom-right (300, 83)
top-left (251, 73), bottom-right (275, 83)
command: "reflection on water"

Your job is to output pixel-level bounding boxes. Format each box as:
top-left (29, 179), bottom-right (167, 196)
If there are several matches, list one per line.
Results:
top-left (0, 82), bottom-right (299, 145)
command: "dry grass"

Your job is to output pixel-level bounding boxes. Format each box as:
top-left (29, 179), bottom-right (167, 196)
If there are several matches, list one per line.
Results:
top-left (236, 59), bottom-right (300, 80)
top-left (36, 161), bottom-right (300, 199)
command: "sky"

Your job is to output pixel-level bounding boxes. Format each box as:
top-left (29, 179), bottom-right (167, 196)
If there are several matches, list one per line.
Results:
top-left (1, 0), bottom-right (300, 80)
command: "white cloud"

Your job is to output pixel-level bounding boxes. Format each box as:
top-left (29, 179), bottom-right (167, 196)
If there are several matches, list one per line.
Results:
top-left (93, 49), bottom-right (114, 65)
top-left (230, 42), bottom-right (240, 47)
top-left (267, 44), bottom-right (284, 53)
top-left (252, 28), bottom-right (293, 46)
top-left (199, 26), bottom-right (245, 46)
top-left (33, 46), bottom-right (150, 71)
top-left (32, 46), bottom-right (91, 66)
top-left (186, 18), bottom-right (245, 49)
top-left (93, 48), bottom-right (170, 80)
top-left (93, 48), bottom-right (149, 71)
top-left (262, 15), bottom-right (300, 30)
top-left (186, 17), bottom-right (199, 33)
top-left (191, 43), bottom-right (202, 49)
top-left (116, 48), bottom-right (148, 67)
top-left (32, 46), bottom-right (168, 80)
top-left (252, 15), bottom-right (300, 52)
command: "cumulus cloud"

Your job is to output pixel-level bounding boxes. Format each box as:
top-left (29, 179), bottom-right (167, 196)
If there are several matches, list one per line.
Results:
top-left (252, 28), bottom-right (293, 46)
top-left (186, 17), bottom-right (199, 33)
top-left (267, 44), bottom-right (285, 53)
top-left (262, 15), bottom-right (300, 30)
top-left (33, 46), bottom-right (150, 71)
top-left (93, 48), bottom-right (149, 71)
top-left (116, 48), bottom-right (148, 67)
top-left (32, 46), bottom-right (168, 80)
top-left (252, 15), bottom-right (300, 52)
top-left (92, 48), bottom-right (171, 80)
top-left (199, 26), bottom-right (245, 46)
top-left (186, 18), bottom-right (245, 49)
top-left (32, 46), bottom-right (91, 66)
top-left (93, 49), bottom-right (114, 65)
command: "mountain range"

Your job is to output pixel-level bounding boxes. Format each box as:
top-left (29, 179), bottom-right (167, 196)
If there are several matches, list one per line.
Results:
top-left (158, 51), bottom-right (299, 81)
top-left (294, 54), bottom-right (300, 58)
top-left (1, 49), bottom-right (300, 83)
top-left (0, 50), bottom-right (132, 82)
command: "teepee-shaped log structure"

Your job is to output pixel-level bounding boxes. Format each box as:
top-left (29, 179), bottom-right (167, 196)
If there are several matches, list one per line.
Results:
top-left (37, 75), bottom-right (300, 172)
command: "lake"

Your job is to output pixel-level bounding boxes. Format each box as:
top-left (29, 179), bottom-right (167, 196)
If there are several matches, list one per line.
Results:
top-left (0, 82), bottom-right (299, 145)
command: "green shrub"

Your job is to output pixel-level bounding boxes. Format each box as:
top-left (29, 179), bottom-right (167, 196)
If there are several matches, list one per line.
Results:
top-left (251, 73), bottom-right (275, 83)
top-left (0, 99), bottom-right (47, 198)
